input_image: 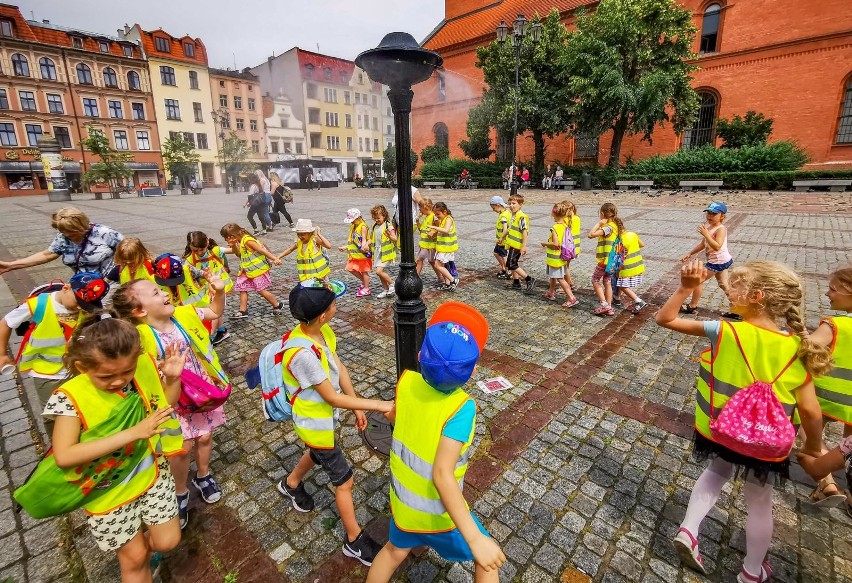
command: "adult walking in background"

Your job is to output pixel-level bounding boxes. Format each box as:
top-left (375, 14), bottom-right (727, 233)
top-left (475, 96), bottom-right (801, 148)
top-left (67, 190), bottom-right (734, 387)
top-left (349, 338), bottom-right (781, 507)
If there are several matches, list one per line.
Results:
top-left (245, 175), bottom-right (270, 236)
top-left (270, 173), bottom-right (295, 229)
top-left (254, 169), bottom-right (273, 231)
top-left (0, 207), bottom-right (124, 279)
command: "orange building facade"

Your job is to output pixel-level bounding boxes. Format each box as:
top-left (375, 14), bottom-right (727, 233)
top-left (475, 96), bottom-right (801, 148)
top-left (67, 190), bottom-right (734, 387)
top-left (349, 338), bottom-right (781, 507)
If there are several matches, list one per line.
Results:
top-left (412, 0), bottom-right (852, 170)
top-left (0, 4), bottom-right (164, 197)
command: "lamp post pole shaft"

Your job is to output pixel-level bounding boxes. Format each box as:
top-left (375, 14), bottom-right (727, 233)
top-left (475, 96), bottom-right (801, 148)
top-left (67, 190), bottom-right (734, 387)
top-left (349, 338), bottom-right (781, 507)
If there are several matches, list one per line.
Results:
top-left (388, 87), bottom-right (426, 377)
top-left (510, 43), bottom-right (520, 197)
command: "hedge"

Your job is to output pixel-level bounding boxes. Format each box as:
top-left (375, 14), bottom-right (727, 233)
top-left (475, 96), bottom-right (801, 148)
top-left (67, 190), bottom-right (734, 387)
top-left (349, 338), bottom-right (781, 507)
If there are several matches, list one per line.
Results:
top-left (617, 170), bottom-right (852, 190)
top-left (623, 142), bottom-right (809, 174)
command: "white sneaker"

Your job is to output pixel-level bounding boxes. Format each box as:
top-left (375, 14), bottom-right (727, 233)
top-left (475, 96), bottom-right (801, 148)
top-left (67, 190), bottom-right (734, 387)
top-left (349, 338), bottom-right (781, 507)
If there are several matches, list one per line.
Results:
top-left (387, 286), bottom-right (395, 296)
top-left (377, 290), bottom-right (389, 298)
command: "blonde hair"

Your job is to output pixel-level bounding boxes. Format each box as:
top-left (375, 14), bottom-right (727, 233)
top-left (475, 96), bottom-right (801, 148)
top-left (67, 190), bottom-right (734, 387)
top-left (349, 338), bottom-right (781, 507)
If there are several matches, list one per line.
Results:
top-left (371, 204), bottom-right (390, 222)
top-left (51, 207), bottom-right (90, 235)
top-left (551, 201), bottom-right (569, 219)
top-left (114, 237), bottom-right (152, 272)
top-left (418, 198), bottom-right (433, 212)
top-left (562, 200), bottom-right (577, 220)
top-left (729, 260), bottom-right (833, 377)
top-left (220, 223), bottom-right (249, 240)
top-left (830, 267), bottom-right (852, 295)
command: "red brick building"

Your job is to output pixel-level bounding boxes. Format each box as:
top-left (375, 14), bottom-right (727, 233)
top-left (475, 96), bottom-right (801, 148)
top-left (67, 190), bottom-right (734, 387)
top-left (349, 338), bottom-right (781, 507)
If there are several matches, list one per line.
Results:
top-left (412, 0), bottom-right (852, 169)
top-left (0, 4), bottom-right (164, 197)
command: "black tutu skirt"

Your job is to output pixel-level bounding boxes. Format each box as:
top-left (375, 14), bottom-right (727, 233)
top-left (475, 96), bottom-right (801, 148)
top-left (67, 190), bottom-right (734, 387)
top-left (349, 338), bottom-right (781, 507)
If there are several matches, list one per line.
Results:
top-left (691, 430), bottom-right (789, 485)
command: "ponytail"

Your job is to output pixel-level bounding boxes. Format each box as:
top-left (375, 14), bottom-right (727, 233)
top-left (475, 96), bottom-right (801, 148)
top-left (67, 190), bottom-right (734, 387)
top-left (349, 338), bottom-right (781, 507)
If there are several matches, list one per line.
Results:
top-left (784, 305), bottom-right (834, 378)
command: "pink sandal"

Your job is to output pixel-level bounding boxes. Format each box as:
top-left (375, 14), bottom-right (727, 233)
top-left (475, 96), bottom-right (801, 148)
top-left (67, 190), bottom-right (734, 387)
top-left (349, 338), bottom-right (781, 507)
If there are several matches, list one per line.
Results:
top-left (562, 298), bottom-right (580, 308)
top-left (543, 292), bottom-right (556, 300)
top-left (738, 561), bottom-right (773, 583)
top-left (672, 527), bottom-right (707, 574)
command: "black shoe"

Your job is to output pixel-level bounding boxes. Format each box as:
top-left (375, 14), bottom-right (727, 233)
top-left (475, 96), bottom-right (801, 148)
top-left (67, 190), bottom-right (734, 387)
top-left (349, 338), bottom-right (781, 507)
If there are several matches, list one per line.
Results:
top-left (272, 301), bottom-right (285, 316)
top-left (679, 305), bottom-right (698, 314)
top-left (177, 492), bottom-right (189, 530)
top-left (342, 531), bottom-right (381, 566)
top-left (211, 330), bottom-right (231, 345)
top-left (722, 312), bottom-right (743, 321)
top-left (525, 277), bottom-right (537, 294)
top-left (496, 271), bottom-right (509, 279)
top-left (507, 280), bottom-right (522, 289)
top-left (278, 479), bottom-right (315, 512)
top-left (612, 299), bottom-right (623, 307)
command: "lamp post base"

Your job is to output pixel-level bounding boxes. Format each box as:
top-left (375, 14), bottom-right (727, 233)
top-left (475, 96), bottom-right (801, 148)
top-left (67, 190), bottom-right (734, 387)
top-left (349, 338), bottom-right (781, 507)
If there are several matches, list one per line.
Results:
top-left (362, 410), bottom-right (393, 456)
top-left (47, 189), bottom-right (72, 202)
top-left (509, 179), bottom-right (518, 196)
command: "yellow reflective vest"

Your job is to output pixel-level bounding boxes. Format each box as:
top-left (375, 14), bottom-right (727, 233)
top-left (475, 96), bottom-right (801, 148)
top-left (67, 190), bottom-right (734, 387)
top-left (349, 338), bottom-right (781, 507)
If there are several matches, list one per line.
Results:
top-left (239, 234), bottom-right (270, 279)
top-left (161, 263), bottom-right (210, 308)
top-left (595, 221), bottom-right (619, 265)
top-left (18, 294), bottom-right (82, 377)
top-left (285, 324), bottom-right (338, 449)
top-left (568, 215), bottom-right (581, 257)
top-left (296, 238), bottom-right (331, 282)
top-left (56, 353), bottom-right (184, 514)
top-left (418, 213), bottom-right (436, 250)
top-left (506, 211), bottom-right (529, 250)
top-left (435, 216), bottom-right (458, 254)
top-left (495, 209), bottom-right (511, 244)
top-left (372, 222), bottom-right (397, 263)
top-left (119, 261), bottom-right (155, 284)
top-left (186, 247), bottom-right (233, 293)
top-left (815, 315), bottom-right (852, 424)
top-left (695, 322), bottom-right (807, 461)
top-left (389, 370), bottom-right (473, 533)
top-left (618, 231), bottom-right (645, 278)
top-left (545, 222), bottom-right (569, 268)
top-left (346, 223), bottom-right (370, 260)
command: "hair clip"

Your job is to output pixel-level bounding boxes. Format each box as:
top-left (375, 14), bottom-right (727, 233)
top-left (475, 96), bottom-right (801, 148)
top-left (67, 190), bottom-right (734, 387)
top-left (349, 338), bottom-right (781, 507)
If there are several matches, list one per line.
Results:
top-left (76, 335), bottom-right (85, 340)
top-left (99, 313), bottom-right (112, 321)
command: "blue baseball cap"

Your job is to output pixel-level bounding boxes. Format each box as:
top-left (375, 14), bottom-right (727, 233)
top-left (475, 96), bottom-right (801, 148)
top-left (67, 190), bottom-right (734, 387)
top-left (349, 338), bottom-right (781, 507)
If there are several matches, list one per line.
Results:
top-left (489, 196), bottom-right (506, 206)
top-left (704, 201), bottom-right (728, 214)
top-left (420, 302), bottom-right (489, 394)
top-left (69, 272), bottom-right (109, 311)
top-left (153, 253), bottom-right (185, 286)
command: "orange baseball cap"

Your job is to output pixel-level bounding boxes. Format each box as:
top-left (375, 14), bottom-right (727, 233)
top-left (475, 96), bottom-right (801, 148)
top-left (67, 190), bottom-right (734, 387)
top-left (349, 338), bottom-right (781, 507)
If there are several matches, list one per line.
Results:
top-left (428, 301), bottom-right (489, 352)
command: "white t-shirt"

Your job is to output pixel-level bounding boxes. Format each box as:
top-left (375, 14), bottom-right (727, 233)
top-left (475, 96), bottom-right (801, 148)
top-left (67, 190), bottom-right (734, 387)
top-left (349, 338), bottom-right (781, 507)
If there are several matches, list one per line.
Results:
top-left (391, 186), bottom-right (420, 223)
top-left (4, 292), bottom-right (76, 379)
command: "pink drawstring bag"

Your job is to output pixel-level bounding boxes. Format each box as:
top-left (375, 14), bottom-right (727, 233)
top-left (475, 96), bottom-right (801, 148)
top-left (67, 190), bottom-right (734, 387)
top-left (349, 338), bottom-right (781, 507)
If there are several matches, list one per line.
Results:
top-left (177, 368), bottom-right (231, 415)
top-left (709, 324), bottom-right (799, 462)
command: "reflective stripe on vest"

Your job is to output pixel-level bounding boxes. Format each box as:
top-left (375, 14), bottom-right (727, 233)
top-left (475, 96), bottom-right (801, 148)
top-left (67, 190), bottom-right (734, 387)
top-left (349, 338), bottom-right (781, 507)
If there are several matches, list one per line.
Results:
top-left (506, 212), bottom-right (528, 250)
top-left (545, 223), bottom-right (568, 268)
top-left (495, 209), bottom-right (510, 242)
top-left (694, 322), bottom-right (806, 450)
top-left (372, 223), bottom-right (397, 263)
top-left (815, 315), bottom-right (852, 423)
top-left (296, 239), bottom-right (331, 281)
top-left (618, 232), bottom-right (645, 278)
top-left (187, 248), bottom-right (233, 293)
top-left (595, 221), bottom-right (618, 264)
top-left (18, 295), bottom-right (80, 376)
top-left (239, 235), bottom-right (270, 278)
top-left (418, 213), bottom-right (436, 250)
top-left (162, 264), bottom-right (209, 308)
top-left (347, 223), bottom-right (370, 260)
top-left (389, 370), bottom-right (473, 533)
top-left (435, 216), bottom-right (458, 253)
top-left (57, 354), bottom-right (184, 514)
top-left (283, 324), bottom-right (338, 449)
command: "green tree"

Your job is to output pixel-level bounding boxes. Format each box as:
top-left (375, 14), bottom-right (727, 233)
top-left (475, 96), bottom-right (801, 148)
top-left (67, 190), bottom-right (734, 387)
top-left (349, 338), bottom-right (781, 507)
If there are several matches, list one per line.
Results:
top-left (80, 126), bottom-right (133, 195)
top-left (459, 102), bottom-right (495, 161)
top-left (420, 145), bottom-right (450, 164)
top-left (161, 134), bottom-right (200, 194)
top-left (473, 9), bottom-right (573, 179)
top-left (216, 131), bottom-right (250, 191)
top-left (383, 144), bottom-right (419, 182)
top-left (716, 111), bottom-right (774, 148)
top-left (563, 0), bottom-right (700, 166)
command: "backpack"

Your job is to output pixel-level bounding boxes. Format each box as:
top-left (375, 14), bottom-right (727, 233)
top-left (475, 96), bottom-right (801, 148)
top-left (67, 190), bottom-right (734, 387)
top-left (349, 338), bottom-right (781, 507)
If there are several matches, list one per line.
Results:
top-left (245, 333), bottom-right (322, 422)
top-left (604, 237), bottom-right (626, 276)
top-left (559, 223), bottom-right (576, 261)
top-left (708, 323), bottom-right (799, 461)
top-left (282, 186), bottom-right (294, 204)
top-left (15, 280), bottom-right (66, 337)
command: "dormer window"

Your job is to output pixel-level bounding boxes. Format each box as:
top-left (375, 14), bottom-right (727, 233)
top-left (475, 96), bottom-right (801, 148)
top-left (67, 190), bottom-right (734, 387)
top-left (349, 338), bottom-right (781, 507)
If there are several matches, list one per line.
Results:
top-left (0, 20), bottom-right (13, 37)
top-left (155, 36), bottom-right (171, 52)
top-left (123, 45), bottom-right (134, 58)
top-left (184, 42), bottom-right (195, 57)
top-left (72, 36), bottom-right (83, 49)
top-left (99, 41), bottom-right (109, 53)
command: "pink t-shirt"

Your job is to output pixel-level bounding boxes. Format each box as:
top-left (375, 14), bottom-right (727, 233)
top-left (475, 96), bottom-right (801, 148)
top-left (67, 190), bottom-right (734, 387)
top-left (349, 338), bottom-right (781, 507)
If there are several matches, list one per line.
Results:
top-left (706, 225), bottom-right (732, 265)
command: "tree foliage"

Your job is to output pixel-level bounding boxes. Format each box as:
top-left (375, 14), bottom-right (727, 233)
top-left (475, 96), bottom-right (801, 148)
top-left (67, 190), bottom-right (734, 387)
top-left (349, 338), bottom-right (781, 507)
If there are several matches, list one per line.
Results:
top-left (473, 9), bottom-right (573, 178)
top-left (383, 144), bottom-right (419, 180)
top-left (716, 111), bottom-right (774, 148)
top-left (161, 135), bottom-right (200, 190)
top-left (216, 131), bottom-right (251, 180)
top-left (563, 0), bottom-right (700, 166)
top-left (80, 126), bottom-right (133, 193)
top-left (459, 102), bottom-right (495, 161)
top-left (420, 145), bottom-right (450, 164)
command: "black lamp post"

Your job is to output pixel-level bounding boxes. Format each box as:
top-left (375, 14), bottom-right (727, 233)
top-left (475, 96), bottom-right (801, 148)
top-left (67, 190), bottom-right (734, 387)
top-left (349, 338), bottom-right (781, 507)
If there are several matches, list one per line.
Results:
top-left (356, 33), bottom-right (442, 455)
top-left (496, 15), bottom-right (541, 195)
top-left (211, 108), bottom-right (231, 193)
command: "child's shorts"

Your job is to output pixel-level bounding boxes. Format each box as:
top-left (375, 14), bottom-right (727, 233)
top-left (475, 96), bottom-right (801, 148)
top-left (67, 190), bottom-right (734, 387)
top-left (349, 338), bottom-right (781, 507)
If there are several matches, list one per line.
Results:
top-left (87, 458), bottom-right (177, 551)
top-left (416, 247), bottom-right (436, 263)
top-left (435, 252), bottom-right (455, 264)
top-left (345, 258), bottom-right (373, 273)
top-left (616, 274), bottom-right (644, 288)
top-left (591, 262), bottom-right (611, 283)
top-left (309, 445), bottom-right (353, 486)
top-left (506, 247), bottom-right (522, 271)
top-left (706, 258), bottom-right (734, 272)
top-left (374, 259), bottom-right (391, 270)
top-left (493, 244), bottom-right (508, 257)
top-left (389, 512), bottom-right (490, 562)
top-left (547, 266), bottom-right (567, 279)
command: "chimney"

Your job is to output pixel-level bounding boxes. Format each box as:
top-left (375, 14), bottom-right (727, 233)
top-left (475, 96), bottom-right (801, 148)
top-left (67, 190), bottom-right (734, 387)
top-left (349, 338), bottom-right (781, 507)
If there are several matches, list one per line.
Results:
top-left (124, 24), bottom-right (130, 34)
top-left (117, 29), bottom-right (123, 37)
top-left (42, 19), bottom-right (49, 24)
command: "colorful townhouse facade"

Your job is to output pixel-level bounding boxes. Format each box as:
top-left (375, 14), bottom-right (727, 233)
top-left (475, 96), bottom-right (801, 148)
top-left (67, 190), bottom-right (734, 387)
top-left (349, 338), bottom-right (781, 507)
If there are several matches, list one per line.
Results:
top-left (262, 91), bottom-right (307, 163)
top-left (209, 67), bottom-right (267, 174)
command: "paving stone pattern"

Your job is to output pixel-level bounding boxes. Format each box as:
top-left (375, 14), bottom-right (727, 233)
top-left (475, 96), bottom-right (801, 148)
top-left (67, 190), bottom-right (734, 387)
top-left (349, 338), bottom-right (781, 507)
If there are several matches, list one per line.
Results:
top-left (0, 187), bottom-right (849, 582)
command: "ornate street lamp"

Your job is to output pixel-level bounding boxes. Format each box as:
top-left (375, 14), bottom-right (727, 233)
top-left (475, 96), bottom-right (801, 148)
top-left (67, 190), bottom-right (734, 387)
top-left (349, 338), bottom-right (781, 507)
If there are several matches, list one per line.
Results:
top-left (497, 15), bottom-right (541, 195)
top-left (211, 108), bottom-right (231, 193)
top-left (37, 134), bottom-right (71, 202)
top-left (356, 32), bottom-right (442, 455)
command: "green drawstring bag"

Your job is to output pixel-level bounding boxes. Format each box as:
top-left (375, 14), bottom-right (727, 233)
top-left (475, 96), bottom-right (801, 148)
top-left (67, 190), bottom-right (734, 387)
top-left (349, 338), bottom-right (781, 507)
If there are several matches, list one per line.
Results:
top-left (14, 391), bottom-right (151, 519)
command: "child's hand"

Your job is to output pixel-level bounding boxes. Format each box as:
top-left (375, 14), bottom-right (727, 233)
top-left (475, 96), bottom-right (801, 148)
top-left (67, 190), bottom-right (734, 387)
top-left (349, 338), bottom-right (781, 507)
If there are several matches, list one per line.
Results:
top-left (207, 272), bottom-right (225, 292)
top-left (469, 534), bottom-right (506, 572)
top-left (679, 260), bottom-right (707, 290)
top-left (681, 253), bottom-right (692, 263)
top-left (354, 410), bottom-right (367, 431)
top-left (272, 258), bottom-right (282, 266)
top-left (795, 451), bottom-right (822, 479)
top-left (159, 342), bottom-right (187, 381)
top-left (521, 247), bottom-right (527, 256)
top-left (338, 245), bottom-right (346, 252)
top-left (698, 224), bottom-right (709, 237)
top-left (132, 407), bottom-right (175, 440)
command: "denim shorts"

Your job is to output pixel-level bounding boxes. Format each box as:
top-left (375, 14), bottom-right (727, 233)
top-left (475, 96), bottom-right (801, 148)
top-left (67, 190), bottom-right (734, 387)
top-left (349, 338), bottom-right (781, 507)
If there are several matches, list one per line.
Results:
top-left (706, 258), bottom-right (733, 272)
top-left (389, 513), bottom-right (490, 562)
top-left (493, 244), bottom-right (508, 257)
top-left (309, 446), bottom-right (353, 486)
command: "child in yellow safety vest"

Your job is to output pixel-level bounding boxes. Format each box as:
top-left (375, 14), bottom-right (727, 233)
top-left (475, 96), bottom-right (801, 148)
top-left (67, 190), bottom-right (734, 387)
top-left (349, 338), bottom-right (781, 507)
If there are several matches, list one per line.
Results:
top-left (184, 231), bottom-right (234, 345)
top-left (415, 198), bottom-right (440, 282)
top-left (152, 253), bottom-right (210, 309)
top-left (112, 273), bottom-right (228, 531)
top-left (277, 282), bottom-right (393, 566)
top-left (112, 237), bottom-right (156, 284)
top-left (587, 202), bottom-right (623, 317)
top-left (428, 202), bottom-right (459, 292)
top-left (0, 272), bottom-right (109, 415)
top-left (539, 201), bottom-right (579, 308)
top-left (656, 260), bottom-right (829, 583)
top-left (561, 200), bottom-right (581, 291)
top-left (339, 208), bottom-right (373, 297)
top-left (278, 218), bottom-right (332, 284)
top-left (798, 267), bottom-right (852, 507)
top-left (43, 314), bottom-right (186, 581)
top-left (219, 223), bottom-right (284, 319)
top-left (367, 302), bottom-right (505, 583)
top-left (370, 205), bottom-right (398, 299)
top-left (489, 196), bottom-right (511, 279)
top-left (614, 230), bottom-right (648, 314)
top-left (505, 193), bottom-right (535, 293)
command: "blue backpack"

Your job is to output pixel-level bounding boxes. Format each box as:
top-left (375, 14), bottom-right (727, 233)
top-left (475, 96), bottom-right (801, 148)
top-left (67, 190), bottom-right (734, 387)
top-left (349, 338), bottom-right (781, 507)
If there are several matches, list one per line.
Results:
top-left (605, 237), bottom-right (627, 277)
top-left (245, 333), bottom-right (321, 422)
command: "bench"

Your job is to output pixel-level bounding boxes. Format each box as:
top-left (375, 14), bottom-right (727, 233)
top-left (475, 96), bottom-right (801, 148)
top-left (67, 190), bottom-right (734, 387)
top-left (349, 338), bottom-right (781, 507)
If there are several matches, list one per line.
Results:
top-left (468, 182), bottom-right (478, 189)
top-left (616, 180), bottom-right (654, 192)
top-left (792, 179), bottom-right (852, 192)
top-left (553, 179), bottom-right (576, 190)
top-left (139, 187), bottom-right (166, 197)
top-left (680, 180), bottom-right (723, 192)
top-left (423, 181), bottom-right (445, 189)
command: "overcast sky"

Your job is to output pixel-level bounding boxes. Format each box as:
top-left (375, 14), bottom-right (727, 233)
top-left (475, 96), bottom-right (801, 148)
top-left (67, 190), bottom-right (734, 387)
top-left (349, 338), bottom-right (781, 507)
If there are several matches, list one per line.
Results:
top-left (21, 0), bottom-right (446, 67)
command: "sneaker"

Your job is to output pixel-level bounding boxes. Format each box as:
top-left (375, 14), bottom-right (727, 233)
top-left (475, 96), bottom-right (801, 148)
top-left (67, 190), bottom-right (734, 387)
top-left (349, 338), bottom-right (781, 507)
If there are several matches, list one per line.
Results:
top-left (232, 310), bottom-right (249, 319)
top-left (192, 474), bottom-right (222, 503)
top-left (176, 492), bottom-right (189, 530)
top-left (377, 290), bottom-right (390, 298)
top-left (496, 271), bottom-right (509, 279)
top-left (524, 277), bottom-right (537, 294)
top-left (277, 479), bottom-right (315, 512)
top-left (211, 330), bottom-right (231, 345)
top-left (252, 229), bottom-right (263, 235)
top-left (432, 280), bottom-right (445, 289)
top-left (342, 530), bottom-right (381, 566)
top-left (257, 230), bottom-right (267, 236)
top-left (439, 283), bottom-right (455, 292)
top-left (722, 312), bottom-right (743, 321)
top-left (562, 298), bottom-right (580, 308)
top-left (507, 280), bottom-right (522, 290)
top-left (268, 225), bottom-right (275, 232)
top-left (272, 301), bottom-right (285, 316)
top-left (356, 287), bottom-right (371, 297)
top-left (386, 286), bottom-right (395, 297)
top-left (450, 278), bottom-right (459, 291)
top-left (289, 223), bottom-right (296, 228)
top-left (631, 300), bottom-right (648, 314)
top-left (612, 298), bottom-right (623, 307)
top-left (672, 527), bottom-right (707, 574)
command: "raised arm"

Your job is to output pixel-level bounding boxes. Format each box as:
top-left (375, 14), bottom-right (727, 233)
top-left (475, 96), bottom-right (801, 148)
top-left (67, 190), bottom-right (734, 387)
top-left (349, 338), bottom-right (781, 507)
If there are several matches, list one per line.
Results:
top-left (0, 250), bottom-right (60, 275)
top-left (655, 260), bottom-right (711, 336)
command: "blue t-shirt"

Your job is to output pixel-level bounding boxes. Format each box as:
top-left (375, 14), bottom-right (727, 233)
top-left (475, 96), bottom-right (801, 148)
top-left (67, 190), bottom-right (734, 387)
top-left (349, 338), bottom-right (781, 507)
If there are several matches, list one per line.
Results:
top-left (442, 399), bottom-right (476, 443)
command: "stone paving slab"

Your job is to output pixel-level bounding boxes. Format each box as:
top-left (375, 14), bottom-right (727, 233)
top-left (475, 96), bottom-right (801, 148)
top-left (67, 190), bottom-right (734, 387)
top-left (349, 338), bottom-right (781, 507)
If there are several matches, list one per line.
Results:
top-left (0, 187), bottom-right (850, 582)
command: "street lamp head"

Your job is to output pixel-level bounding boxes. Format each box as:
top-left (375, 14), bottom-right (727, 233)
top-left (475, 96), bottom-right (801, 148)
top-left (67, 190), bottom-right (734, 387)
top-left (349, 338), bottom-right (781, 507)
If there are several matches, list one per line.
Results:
top-left (513, 14), bottom-right (528, 38)
top-left (530, 19), bottom-right (543, 44)
top-left (496, 20), bottom-right (509, 44)
top-left (355, 32), bottom-right (442, 89)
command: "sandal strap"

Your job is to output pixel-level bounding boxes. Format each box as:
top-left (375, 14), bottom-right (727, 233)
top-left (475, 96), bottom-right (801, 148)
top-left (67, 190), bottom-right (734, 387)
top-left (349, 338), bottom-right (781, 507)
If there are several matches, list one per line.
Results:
top-left (677, 527), bottom-right (700, 550)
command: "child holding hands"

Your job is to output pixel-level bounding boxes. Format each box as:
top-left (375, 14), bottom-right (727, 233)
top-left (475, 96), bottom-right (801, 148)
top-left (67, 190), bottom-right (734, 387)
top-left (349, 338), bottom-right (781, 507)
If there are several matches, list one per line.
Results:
top-left (278, 219), bottom-right (332, 284)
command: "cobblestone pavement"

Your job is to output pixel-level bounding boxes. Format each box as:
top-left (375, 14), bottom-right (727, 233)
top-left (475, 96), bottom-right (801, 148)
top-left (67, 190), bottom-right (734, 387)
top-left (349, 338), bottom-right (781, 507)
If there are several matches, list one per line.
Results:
top-left (0, 186), bottom-right (850, 583)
